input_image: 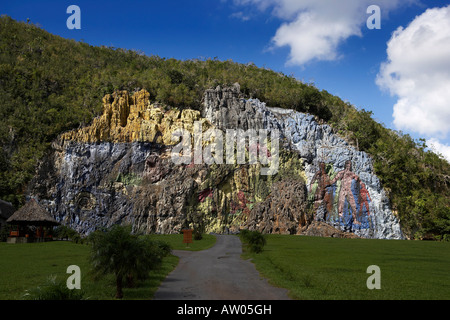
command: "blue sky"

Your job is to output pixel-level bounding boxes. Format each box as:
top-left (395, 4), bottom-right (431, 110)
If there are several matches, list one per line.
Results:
top-left (2, 0), bottom-right (450, 160)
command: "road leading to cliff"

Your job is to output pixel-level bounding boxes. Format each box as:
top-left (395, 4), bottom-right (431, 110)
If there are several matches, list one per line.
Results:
top-left (153, 235), bottom-right (291, 300)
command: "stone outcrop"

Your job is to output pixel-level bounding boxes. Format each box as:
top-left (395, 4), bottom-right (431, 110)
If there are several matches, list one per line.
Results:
top-left (28, 86), bottom-right (404, 239)
top-left (244, 179), bottom-right (308, 234)
top-left (61, 89), bottom-right (210, 144)
top-left (203, 83), bottom-right (264, 131)
top-left (301, 221), bottom-right (360, 239)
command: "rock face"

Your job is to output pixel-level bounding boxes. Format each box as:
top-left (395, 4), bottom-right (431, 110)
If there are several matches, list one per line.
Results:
top-left (244, 179), bottom-right (308, 234)
top-left (203, 84), bottom-right (403, 239)
top-left (61, 89), bottom-right (209, 144)
top-left (28, 86), bottom-right (404, 239)
top-left (203, 83), bottom-right (264, 131)
top-left (301, 221), bottom-right (360, 239)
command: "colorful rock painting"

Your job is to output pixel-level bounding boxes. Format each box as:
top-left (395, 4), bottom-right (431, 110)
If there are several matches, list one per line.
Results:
top-left (309, 160), bottom-right (372, 232)
top-left (198, 188), bottom-right (213, 203)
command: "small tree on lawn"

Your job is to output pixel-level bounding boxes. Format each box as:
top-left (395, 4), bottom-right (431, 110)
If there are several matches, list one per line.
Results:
top-left (88, 224), bottom-right (167, 299)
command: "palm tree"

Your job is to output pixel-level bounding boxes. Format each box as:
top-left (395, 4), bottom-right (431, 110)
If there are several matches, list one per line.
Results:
top-left (88, 224), bottom-right (168, 299)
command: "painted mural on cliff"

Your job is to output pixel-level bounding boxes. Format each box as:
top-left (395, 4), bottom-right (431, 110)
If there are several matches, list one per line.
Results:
top-left (27, 86), bottom-right (404, 239)
top-left (309, 160), bottom-right (372, 232)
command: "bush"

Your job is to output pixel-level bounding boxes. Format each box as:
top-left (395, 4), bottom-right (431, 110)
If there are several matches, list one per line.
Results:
top-left (193, 229), bottom-right (203, 240)
top-left (23, 275), bottom-right (86, 300)
top-left (152, 239), bottom-right (172, 257)
top-left (239, 229), bottom-right (267, 253)
top-left (239, 229), bottom-right (251, 240)
top-left (0, 224), bottom-right (12, 242)
top-left (54, 225), bottom-right (78, 241)
top-left (88, 225), bottom-right (171, 298)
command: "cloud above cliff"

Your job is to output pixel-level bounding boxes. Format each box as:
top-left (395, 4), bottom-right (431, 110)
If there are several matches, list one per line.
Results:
top-left (427, 138), bottom-right (450, 162)
top-left (232, 0), bottom-right (407, 66)
top-left (376, 5), bottom-right (450, 161)
top-left (229, 0), bottom-right (450, 161)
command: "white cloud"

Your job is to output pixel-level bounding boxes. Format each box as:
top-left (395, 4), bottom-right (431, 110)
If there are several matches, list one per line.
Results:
top-left (427, 138), bottom-right (450, 163)
top-left (376, 5), bottom-right (450, 142)
top-left (230, 11), bottom-right (251, 21)
top-left (233, 0), bottom-right (406, 65)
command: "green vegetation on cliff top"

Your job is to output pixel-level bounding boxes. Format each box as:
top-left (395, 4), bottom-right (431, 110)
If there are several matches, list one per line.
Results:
top-left (0, 16), bottom-right (449, 239)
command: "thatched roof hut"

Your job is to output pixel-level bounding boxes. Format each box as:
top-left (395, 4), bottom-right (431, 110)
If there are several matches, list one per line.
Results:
top-left (7, 199), bottom-right (59, 226)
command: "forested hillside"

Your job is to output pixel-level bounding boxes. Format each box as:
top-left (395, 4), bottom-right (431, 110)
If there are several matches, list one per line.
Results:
top-left (0, 16), bottom-right (449, 239)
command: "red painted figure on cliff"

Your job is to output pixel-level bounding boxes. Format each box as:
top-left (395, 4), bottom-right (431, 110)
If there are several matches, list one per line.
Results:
top-left (328, 160), bottom-right (361, 225)
top-left (359, 182), bottom-right (371, 217)
top-left (309, 162), bottom-right (334, 215)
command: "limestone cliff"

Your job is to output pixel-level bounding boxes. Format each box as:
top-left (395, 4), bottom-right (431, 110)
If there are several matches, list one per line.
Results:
top-left (30, 89), bottom-right (293, 235)
top-left (203, 84), bottom-right (403, 239)
top-left (28, 86), bottom-right (403, 239)
top-left (61, 89), bottom-right (210, 144)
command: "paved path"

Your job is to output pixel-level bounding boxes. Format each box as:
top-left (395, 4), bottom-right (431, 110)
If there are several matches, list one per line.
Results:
top-left (153, 235), bottom-right (291, 300)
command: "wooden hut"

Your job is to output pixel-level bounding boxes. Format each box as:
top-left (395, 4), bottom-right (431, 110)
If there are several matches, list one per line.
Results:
top-left (6, 199), bottom-right (59, 243)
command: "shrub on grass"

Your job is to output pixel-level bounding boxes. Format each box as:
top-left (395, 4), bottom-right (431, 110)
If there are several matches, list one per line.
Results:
top-left (23, 275), bottom-right (86, 300)
top-left (239, 229), bottom-right (267, 253)
top-left (193, 229), bottom-right (203, 240)
top-left (0, 225), bottom-right (12, 242)
top-left (239, 229), bottom-right (251, 240)
top-left (152, 239), bottom-right (172, 257)
top-left (88, 224), bottom-right (171, 299)
top-left (54, 225), bottom-right (78, 241)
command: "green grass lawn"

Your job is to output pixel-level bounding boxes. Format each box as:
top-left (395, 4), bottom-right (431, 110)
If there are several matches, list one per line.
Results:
top-left (0, 234), bottom-right (215, 300)
top-left (243, 235), bottom-right (450, 300)
top-left (2, 234), bottom-right (449, 300)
